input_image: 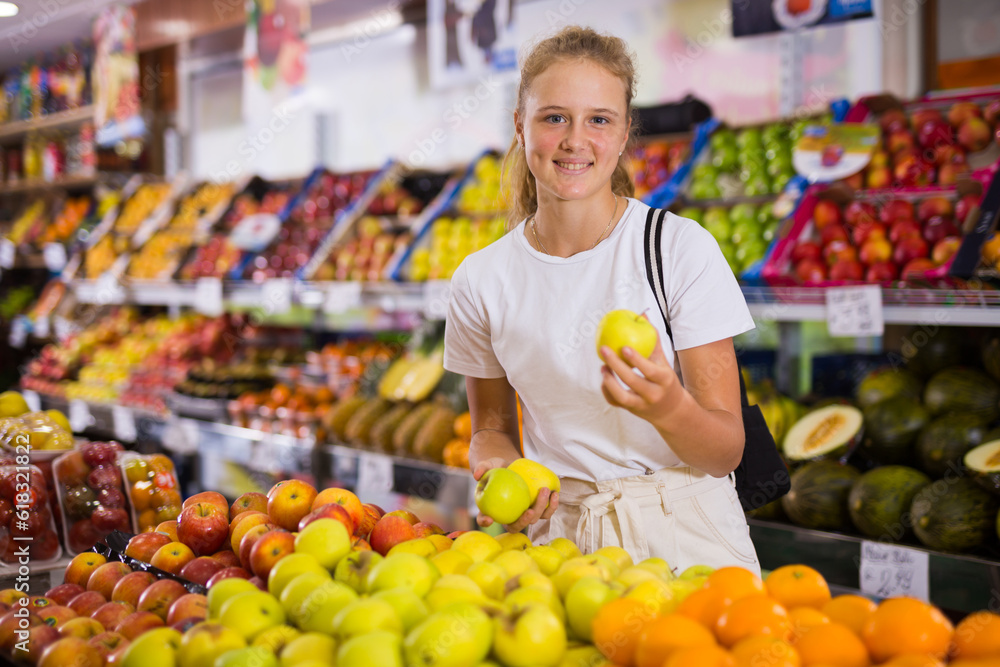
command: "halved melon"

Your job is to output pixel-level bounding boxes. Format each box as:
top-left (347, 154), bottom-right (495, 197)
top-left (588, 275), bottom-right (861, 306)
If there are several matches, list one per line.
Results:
top-left (964, 439), bottom-right (1000, 497)
top-left (782, 404), bottom-right (863, 463)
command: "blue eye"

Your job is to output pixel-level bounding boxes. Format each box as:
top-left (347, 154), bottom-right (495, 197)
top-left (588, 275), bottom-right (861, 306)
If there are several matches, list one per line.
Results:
top-left (545, 114), bottom-right (565, 123)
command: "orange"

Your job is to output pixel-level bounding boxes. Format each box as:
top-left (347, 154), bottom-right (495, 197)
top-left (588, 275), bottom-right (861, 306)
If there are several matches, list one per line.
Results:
top-left (880, 655), bottom-right (945, 667)
top-left (788, 607), bottom-right (830, 642)
top-left (861, 597), bottom-right (953, 663)
top-left (678, 585), bottom-right (731, 630)
top-left (715, 595), bottom-right (792, 647)
top-left (952, 611), bottom-right (1000, 659)
top-left (765, 565), bottom-right (832, 610)
top-left (821, 594), bottom-right (878, 636)
top-left (665, 645), bottom-right (735, 667)
top-left (453, 412), bottom-right (473, 441)
top-left (592, 597), bottom-right (652, 666)
top-left (634, 613), bottom-right (717, 667)
top-left (731, 636), bottom-right (801, 667)
top-left (706, 567), bottom-right (767, 602)
top-left (795, 622), bottom-right (870, 667)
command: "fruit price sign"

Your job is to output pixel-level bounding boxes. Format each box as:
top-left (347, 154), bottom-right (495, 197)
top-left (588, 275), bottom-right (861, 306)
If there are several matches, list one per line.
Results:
top-left (21, 390), bottom-right (41, 413)
top-left (357, 453), bottom-right (394, 497)
top-left (195, 277), bottom-right (224, 317)
top-left (43, 243), bottom-right (68, 272)
top-left (859, 541), bottom-right (930, 601)
top-left (324, 281), bottom-right (362, 314)
top-left (825, 285), bottom-right (883, 337)
top-left (112, 405), bottom-right (138, 443)
top-left (69, 399), bottom-right (93, 433)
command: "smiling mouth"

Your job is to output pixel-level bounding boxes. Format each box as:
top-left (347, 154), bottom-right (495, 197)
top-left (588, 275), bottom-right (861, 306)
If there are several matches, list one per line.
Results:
top-left (555, 161), bottom-right (591, 171)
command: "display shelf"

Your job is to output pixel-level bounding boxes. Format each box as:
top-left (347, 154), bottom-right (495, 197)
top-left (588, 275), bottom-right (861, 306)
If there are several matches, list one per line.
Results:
top-left (0, 555), bottom-right (70, 594)
top-left (0, 174), bottom-right (98, 195)
top-left (749, 518), bottom-right (1000, 618)
top-left (0, 106), bottom-right (95, 143)
top-left (37, 393), bottom-right (168, 444)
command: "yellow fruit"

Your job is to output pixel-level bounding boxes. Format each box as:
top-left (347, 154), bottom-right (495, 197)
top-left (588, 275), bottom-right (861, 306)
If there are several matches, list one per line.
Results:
top-left (0, 392), bottom-right (29, 418)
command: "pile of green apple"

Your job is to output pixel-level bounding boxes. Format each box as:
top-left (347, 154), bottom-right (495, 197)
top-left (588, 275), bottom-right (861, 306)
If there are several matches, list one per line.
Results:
top-left (678, 203), bottom-right (782, 276)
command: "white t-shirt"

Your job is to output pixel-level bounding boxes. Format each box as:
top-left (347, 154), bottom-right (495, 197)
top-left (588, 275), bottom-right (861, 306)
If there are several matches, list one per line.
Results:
top-left (443, 197), bottom-right (755, 482)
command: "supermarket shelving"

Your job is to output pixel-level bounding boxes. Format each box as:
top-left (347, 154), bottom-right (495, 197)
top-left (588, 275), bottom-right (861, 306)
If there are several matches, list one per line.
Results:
top-left (0, 173), bottom-right (99, 195)
top-left (0, 105), bottom-right (95, 143)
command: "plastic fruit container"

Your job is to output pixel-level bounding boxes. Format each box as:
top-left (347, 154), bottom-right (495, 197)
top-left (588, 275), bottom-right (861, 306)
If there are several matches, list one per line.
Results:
top-left (119, 452), bottom-right (182, 532)
top-left (0, 463), bottom-right (62, 564)
top-left (0, 411), bottom-right (75, 457)
top-left (52, 441), bottom-right (130, 554)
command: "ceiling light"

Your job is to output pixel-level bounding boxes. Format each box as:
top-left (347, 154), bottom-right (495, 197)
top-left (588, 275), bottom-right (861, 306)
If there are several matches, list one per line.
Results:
top-left (0, 3), bottom-right (18, 18)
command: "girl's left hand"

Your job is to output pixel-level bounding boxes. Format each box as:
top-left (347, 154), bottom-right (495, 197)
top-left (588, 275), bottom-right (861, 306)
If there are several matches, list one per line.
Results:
top-left (599, 336), bottom-right (684, 428)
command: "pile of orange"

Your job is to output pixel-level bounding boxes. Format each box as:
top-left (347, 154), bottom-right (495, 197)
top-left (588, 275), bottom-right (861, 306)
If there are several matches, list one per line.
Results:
top-left (122, 453), bottom-right (183, 531)
top-left (442, 412), bottom-right (472, 469)
top-left (589, 563), bottom-right (1000, 667)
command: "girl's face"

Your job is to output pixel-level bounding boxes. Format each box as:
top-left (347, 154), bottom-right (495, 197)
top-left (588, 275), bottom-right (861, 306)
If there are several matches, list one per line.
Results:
top-left (516, 58), bottom-right (630, 206)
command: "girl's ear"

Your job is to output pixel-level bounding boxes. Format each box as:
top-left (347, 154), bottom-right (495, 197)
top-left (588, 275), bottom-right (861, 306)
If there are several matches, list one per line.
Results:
top-left (513, 110), bottom-right (524, 147)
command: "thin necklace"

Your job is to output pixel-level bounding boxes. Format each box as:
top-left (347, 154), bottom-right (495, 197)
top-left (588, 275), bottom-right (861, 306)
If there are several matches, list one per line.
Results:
top-left (531, 194), bottom-right (619, 256)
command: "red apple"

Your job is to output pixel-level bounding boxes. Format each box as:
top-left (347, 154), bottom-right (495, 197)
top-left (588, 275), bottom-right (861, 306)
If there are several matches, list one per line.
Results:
top-left (922, 215), bottom-right (960, 246)
top-left (879, 108), bottom-right (909, 134)
top-left (311, 487), bottom-right (364, 530)
top-left (67, 592), bottom-right (106, 618)
top-left (211, 550), bottom-right (241, 569)
top-left (984, 99), bottom-right (1000, 126)
top-left (894, 156), bottom-right (935, 187)
top-left (38, 636), bottom-right (104, 667)
top-left (859, 237), bottom-right (893, 265)
top-left (230, 513), bottom-right (276, 553)
top-left (812, 200), bottom-right (842, 229)
top-left (938, 160), bottom-right (969, 186)
top-left (166, 594), bottom-right (208, 626)
top-left (917, 196), bottom-right (954, 222)
top-left (58, 617), bottom-right (104, 640)
top-left (893, 235), bottom-right (930, 265)
top-left (64, 553), bottom-right (108, 589)
top-left (238, 523), bottom-right (276, 570)
top-left (851, 221), bottom-right (887, 246)
top-left (248, 576), bottom-right (268, 591)
top-left (911, 108), bottom-right (944, 129)
top-left (91, 507), bottom-right (130, 533)
top-left (889, 219), bottom-right (922, 243)
top-left (249, 529), bottom-right (296, 580)
top-left (932, 236), bottom-right (962, 265)
top-left (267, 480), bottom-right (318, 531)
top-left (150, 542), bottom-right (195, 575)
top-left (177, 503), bottom-right (229, 556)
top-left (44, 584), bottom-right (86, 607)
top-left (114, 611), bottom-right (164, 641)
top-left (352, 537), bottom-right (372, 552)
top-left (413, 522), bottom-right (445, 538)
top-left (124, 532), bottom-right (172, 563)
top-left (844, 201), bottom-right (878, 227)
top-left (901, 257), bottom-right (936, 280)
top-left (178, 557), bottom-right (225, 587)
top-left (205, 567), bottom-right (253, 589)
top-left (0, 609), bottom-right (38, 651)
top-left (90, 601), bottom-right (134, 631)
top-left (298, 503), bottom-right (354, 534)
top-left (822, 240), bottom-right (858, 266)
top-left (791, 241), bottom-right (823, 265)
top-left (794, 259), bottom-right (827, 283)
top-left (369, 515), bottom-right (418, 556)
top-left (111, 571), bottom-right (156, 609)
top-left (230, 492), bottom-right (268, 520)
top-left (917, 118), bottom-right (954, 150)
top-left (948, 101), bottom-right (982, 127)
top-left (87, 631), bottom-right (129, 661)
top-left (182, 492), bottom-right (230, 520)
top-left (36, 605), bottom-right (76, 629)
top-left (385, 509), bottom-right (420, 525)
top-left (85, 562), bottom-right (132, 600)
top-left (829, 259), bottom-right (864, 281)
top-left (136, 579), bottom-right (187, 621)
top-left (886, 129), bottom-right (916, 155)
top-left (955, 193), bottom-right (980, 225)
top-left (18, 623), bottom-right (60, 664)
top-left (933, 143), bottom-right (966, 166)
top-left (355, 504), bottom-right (384, 538)
top-left (958, 117), bottom-right (992, 152)
top-left (819, 224), bottom-right (849, 246)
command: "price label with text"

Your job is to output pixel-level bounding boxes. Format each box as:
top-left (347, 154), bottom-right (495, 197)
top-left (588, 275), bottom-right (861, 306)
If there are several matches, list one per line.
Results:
top-left (859, 541), bottom-right (929, 601)
top-left (112, 406), bottom-right (138, 442)
top-left (356, 453), bottom-right (394, 497)
top-left (43, 243), bottom-right (67, 273)
top-left (68, 400), bottom-right (92, 433)
top-left (826, 285), bottom-right (883, 337)
top-left (324, 281), bottom-right (363, 314)
top-left (195, 278), bottom-right (224, 316)
top-left (263, 279), bottom-right (293, 315)
top-left (21, 390), bottom-right (41, 413)
top-left (0, 239), bottom-right (15, 269)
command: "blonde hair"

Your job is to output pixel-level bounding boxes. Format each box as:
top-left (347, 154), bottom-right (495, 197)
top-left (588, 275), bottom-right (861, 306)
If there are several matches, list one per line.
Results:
top-left (502, 26), bottom-right (638, 229)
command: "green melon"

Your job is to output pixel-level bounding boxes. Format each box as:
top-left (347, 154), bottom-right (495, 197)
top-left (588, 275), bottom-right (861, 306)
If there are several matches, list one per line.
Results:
top-left (902, 327), bottom-right (967, 378)
top-left (781, 461), bottom-right (861, 531)
top-left (782, 404), bottom-right (863, 464)
top-left (747, 499), bottom-right (785, 521)
top-left (964, 439), bottom-right (1000, 497)
top-left (848, 466), bottom-right (930, 540)
top-left (910, 478), bottom-right (1000, 552)
top-left (982, 333), bottom-right (1000, 383)
top-left (923, 368), bottom-right (1000, 422)
top-left (855, 367), bottom-right (922, 410)
top-left (860, 396), bottom-right (930, 464)
top-left (914, 413), bottom-right (990, 478)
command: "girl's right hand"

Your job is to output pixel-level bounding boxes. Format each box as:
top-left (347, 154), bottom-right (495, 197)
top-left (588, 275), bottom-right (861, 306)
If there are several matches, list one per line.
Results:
top-left (472, 458), bottom-right (560, 533)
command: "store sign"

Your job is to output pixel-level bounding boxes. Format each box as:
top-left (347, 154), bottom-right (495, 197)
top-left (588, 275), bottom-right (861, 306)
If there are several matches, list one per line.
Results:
top-left (732, 0), bottom-right (874, 37)
top-left (427, 0), bottom-right (517, 89)
top-left (93, 6), bottom-right (146, 146)
top-left (859, 541), bottom-right (929, 601)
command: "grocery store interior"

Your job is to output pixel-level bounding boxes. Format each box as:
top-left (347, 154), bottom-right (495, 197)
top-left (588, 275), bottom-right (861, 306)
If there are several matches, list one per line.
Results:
top-left (1, 0), bottom-right (1000, 664)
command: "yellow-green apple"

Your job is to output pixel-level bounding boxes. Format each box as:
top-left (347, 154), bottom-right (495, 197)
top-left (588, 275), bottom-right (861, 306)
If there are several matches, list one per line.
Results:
top-left (278, 572), bottom-right (331, 624)
top-left (384, 509), bottom-right (419, 525)
top-left (90, 601), bottom-right (134, 630)
top-left (492, 550), bottom-right (539, 580)
top-left (294, 518), bottom-right (352, 570)
top-left (505, 586), bottom-right (565, 622)
top-left (38, 635), bottom-right (102, 667)
top-left (312, 487), bottom-right (364, 528)
top-left (623, 577), bottom-right (675, 615)
top-left (250, 530), bottom-right (296, 579)
top-left (177, 620), bottom-right (246, 667)
top-left (85, 562), bottom-right (132, 600)
top-left (230, 492), bottom-right (268, 520)
top-left (337, 630), bottom-right (403, 667)
top-left (426, 534), bottom-right (452, 553)
top-left (636, 557), bottom-right (675, 579)
top-left (67, 592), bottom-right (106, 618)
top-left (124, 533), bottom-right (172, 563)
top-left (552, 556), bottom-right (616, 598)
top-left (367, 553), bottom-right (440, 597)
top-left (178, 556), bottom-right (225, 586)
top-left (524, 545), bottom-right (565, 576)
top-left (206, 567), bottom-right (253, 589)
top-left (465, 561), bottom-right (506, 600)
top-left (119, 626), bottom-right (181, 667)
top-left (596, 309), bottom-right (657, 361)
top-left (294, 581), bottom-right (358, 633)
top-left (279, 632), bottom-right (338, 666)
top-left (114, 610), bottom-right (164, 640)
top-left (207, 577), bottom-right (259, 619)
top-left (680, 564), bottom-right (715, 580)
top-left (548, 537), bottom-right (582, 560)
top-left (249, 624), bottom-right (299, 653)
top-left (431, 549), bottom-right (473, 576)
top-left (36, 605), bottom-right (77, 629)
top-left (616, 566), bottom-right (659, 588)
top-left (475, 467), bottom-right (531, 525)
top-left (230, 513), bottom-right (275, 553)
top-left (507, 458), bottom-right (561, 505)
top-left (87, 631), bottom-right (129, 661)
top-left (64, 553), bottom-right (108, 588)
top-left (215, 646), bottom-right (279, 667)
top-left (266, 553), bottom-right (327, 599)
top-left (369, 515), bottom-right (417, 556)
top-left (166, 593), bottom-right (207, 626)
top-left (136, 579), bottom-right (187, 621)
top-left (355, 503), bottom-right (383, 537)
top-left (403, 602), bottom-right (491, 667)
top-left (177, 503), bottom-right (229, 556)
top-left (505, 571), bottom-right (557, 599)
top-left (182, 491), bottom-right (230, 518)
top-left (58, 616), bottom-right (104, 640)
top-left (493, 604), bottom-right (567, 667)
top-left (154, 521), bottom-right (178, 541)
top-left (594, 546), bottom-right (634, 571)
top-left (424, 574), bottom-right (484, 612)
top-left (219, 591), bottom-right (286, 641)
top-left (565, 577), bottom-right (619, 641)
top-left (496, 532), bottom-right (532, 552)
top-left (298, 502), bottom-right (354, 534)
top-left (44, 584), bottom-right (85, 606)
top-left (333, 549), bottom-right (383, 594)
top-left (211, 550), bottom-right (241, 569)
top-left (331, 598), bottom-right (402, 641)
top-left (266, 480), bottom-right (317, 531)
top-left (387, 537), bottom-right (437, 558)
top-left (111, 571), bottom-right (156, 608)
top-left (150, 541), bottom-right (196, 575)
top-left (453, 531), bottom-right (502, 563)
top-left (371, 588), bottom-right (429, 634)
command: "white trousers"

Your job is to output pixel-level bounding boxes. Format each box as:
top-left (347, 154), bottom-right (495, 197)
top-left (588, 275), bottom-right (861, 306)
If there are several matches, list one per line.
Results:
top-left (528, 466), bottom-right (761, 577)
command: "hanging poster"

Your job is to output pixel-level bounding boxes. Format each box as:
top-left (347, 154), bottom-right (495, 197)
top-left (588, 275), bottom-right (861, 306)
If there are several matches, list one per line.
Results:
top-left (427, 0), bottom-right (517, 90)
top-left (93, 5), bottom-right (145, 146)
top-left (732, 0), bottom-right (874, 37)
top-left (244, 0), bottom-right (309, 125)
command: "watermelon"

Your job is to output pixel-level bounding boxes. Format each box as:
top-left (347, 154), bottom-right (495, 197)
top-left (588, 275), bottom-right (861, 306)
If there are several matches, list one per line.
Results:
top-left (910, 478), bottom-right (1000, 552)
top-left (855, 367), bottom-right (922, 410)
top-left (914, 413), bottom-right (989, 478)
top-left (964, 439), bottom-right (1000, 497)
top-left (781, 461), bottom-right (861, 531)
top-left (923, 368), bottom-right (1000, 422)
top-left (902, 327), bottom-right (968, 378)
top-left (860, 396), bottom-right (930, 464)
top-left (982, 333), bottom-right (1000, 383)
top-left (782, 405), bottom-right (863, 464)
top-left (848, 466), bottom-right (930, 540)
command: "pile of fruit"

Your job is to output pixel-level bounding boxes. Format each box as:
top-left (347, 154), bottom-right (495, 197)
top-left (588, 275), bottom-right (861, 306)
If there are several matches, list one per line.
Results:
top-left (313, 216), bottom-right (413, 282)
top-left (404, 213), bottom-right (506, 282)
top-left (33, 196), bottom-right (92, 248)
top-left (629, 138), bottom-right (690, 200)
top-left (0, 463), bottom-right (62, 563)
top-left (0, 406), bottom-right (74, 452)
top-left (83, 183), bottom-right (173, 279)
top-left (677, 201), bottom-right (784, 276)
top-left (849, 98), bottom-right (1000, 190)
top-left (54, 441), bottom-right (133, 553)
top-left (2, 199), bottom-right (47, 248)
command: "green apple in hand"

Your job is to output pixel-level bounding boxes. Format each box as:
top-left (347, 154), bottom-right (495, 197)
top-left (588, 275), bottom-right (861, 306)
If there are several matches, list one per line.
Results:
top-left (507, 458), bottom-right (560, 505)
top-left (475, 468), bottom-right (532, 525)
top-left (595, 309), bottom-right (657, 361)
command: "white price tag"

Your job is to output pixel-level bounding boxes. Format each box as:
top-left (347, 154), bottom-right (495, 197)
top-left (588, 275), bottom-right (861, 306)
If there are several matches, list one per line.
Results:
top-left (68, 400), bottom-right (92, 433)
top-left (112, 405), bottom-right (138, 442)
top-left (8, 317), bottom-right (27, 349)
top-left (0, 239), bottom-right (15, 269)
top-left (21, 390), bottom-right (41, 413)
top-left (33, 317), bottom-right (50, 339)
top-left (195, 278), bottom-right (224, 316)
top-left (263, 279), bottom-right (293, 315)
top-left (323, 282), bottom-right (362, 314)
top-left (43, 243), bottom-right (67, 272)
top-left (859, 541), bottom-right (929, 601)
top-left (356, 453), bottom-right (394, 497)
top-left (423, 280), bottom-right (452, 320)
top-left (826, 285), bottom-right (883, 337)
